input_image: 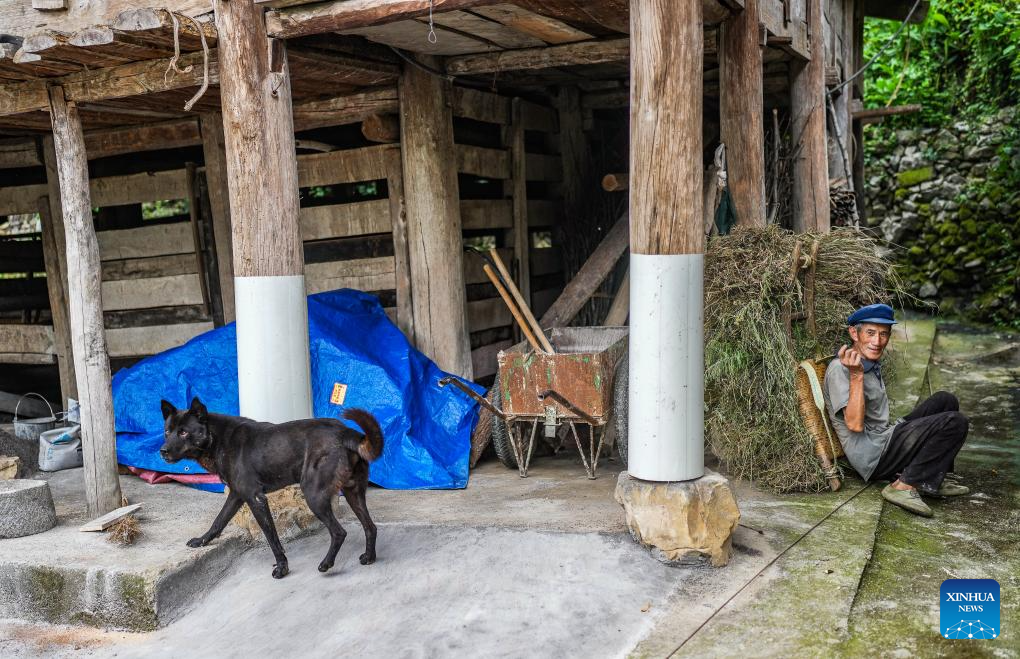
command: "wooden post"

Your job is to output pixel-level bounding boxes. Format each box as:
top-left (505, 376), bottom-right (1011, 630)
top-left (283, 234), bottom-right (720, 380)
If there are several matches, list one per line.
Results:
top-left (720, 0), bottom-right (766, 226)
top-left (557, 86), bottom-right (586, 228)
top-left (215, 0), bottom-right (311, 423)
top-left (199, 112), bottom-right (235, 324)
top-left (39, 137), bottom-right (76, 406)
top-left (385, 148), bottom-right (414, 339)
top-left (508, 98), bottom-right (531, 306)
top-left (47, 85), bottom-right (122, 517)
top-left (627, 0), bottom-right (705, 481)
top-left (398, 55), bottom-right (472, 379)
top-left (790, 0), bottom-right (830, 232)
top-left (851, 0), bottom-right (866, 224)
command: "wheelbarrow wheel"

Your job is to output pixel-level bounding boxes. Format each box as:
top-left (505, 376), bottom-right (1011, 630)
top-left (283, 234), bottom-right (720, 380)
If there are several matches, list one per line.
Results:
top-left (491, 395), bottom-right (537, 470)
top-left (613, 353), bottom-right (629, 466)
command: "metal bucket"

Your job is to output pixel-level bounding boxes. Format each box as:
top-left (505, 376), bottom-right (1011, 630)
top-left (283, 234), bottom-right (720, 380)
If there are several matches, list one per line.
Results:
top-left (13, 393), bottom-right (57, 442)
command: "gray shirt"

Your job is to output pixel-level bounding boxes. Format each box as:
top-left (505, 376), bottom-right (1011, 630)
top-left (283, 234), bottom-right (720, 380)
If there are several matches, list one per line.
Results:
top-left (824, 357), bottom-right (895, 480)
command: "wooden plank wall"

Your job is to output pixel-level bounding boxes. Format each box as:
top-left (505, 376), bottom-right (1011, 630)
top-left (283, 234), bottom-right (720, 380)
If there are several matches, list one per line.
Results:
top-left (452, 88), bottom-right (563, 379)
top-left (0, 89), bottom-right (566, 381)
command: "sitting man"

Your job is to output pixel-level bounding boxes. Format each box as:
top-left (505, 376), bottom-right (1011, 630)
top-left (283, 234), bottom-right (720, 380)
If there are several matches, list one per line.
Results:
top-left (824, 304), bottom-right (970, 517)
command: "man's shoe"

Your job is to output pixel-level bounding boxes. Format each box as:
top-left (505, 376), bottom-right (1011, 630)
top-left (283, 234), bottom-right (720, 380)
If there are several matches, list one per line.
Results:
top-left (936, 482), bottom-right (970, 497)
top-left (882, 484), bottom-right (934, 517)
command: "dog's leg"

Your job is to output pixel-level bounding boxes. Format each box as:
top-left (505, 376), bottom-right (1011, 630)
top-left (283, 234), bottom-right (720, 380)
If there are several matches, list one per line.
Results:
top-left (247, 491), bottom-right (289, 579)
top-left (301, 482), bottom-right (348, 573)
top-left (342, 484), bottom-right (377, 565)
top-left (187, 489), bottom-right (244, 548)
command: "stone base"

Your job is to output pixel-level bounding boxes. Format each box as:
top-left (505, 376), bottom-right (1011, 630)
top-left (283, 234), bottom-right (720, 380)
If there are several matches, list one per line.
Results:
top-left (615, 470), bottom-right (739, 567)
top-left (0, 479), bottom-right (57, 539)
top-left (230, 484), bottom-right (320, 542)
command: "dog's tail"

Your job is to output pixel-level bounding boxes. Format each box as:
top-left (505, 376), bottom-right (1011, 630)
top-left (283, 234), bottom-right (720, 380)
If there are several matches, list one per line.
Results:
top-left (342, 409), bottom-right (384, 462)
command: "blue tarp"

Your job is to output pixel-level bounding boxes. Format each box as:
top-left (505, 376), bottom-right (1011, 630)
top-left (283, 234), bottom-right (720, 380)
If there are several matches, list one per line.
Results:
top-left (111, 289), bottom-right (483, 492)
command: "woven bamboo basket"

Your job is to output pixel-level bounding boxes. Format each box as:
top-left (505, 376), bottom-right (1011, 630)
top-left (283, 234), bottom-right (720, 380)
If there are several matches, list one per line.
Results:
top-left (795, 359), bottom-right (844, 491)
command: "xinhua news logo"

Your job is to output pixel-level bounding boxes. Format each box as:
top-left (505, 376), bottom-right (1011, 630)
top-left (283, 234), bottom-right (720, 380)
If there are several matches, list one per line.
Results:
top-left (940, 579), bottom-right (1000, 640)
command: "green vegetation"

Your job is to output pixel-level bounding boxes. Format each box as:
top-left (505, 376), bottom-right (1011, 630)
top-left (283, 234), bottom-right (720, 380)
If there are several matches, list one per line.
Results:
top-left (863, 1), bottom-right (1020, 330)
top-left (863, 0), bottom-right (1020, 126)
top-left (141, 198), bottom-right (189, 220)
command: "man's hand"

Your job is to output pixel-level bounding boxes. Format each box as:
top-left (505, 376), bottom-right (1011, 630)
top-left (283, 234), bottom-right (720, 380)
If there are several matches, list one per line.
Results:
top-left (839, 345), bottom-right (866, 433)
top-left (838, 345), bottom-right (864, 375)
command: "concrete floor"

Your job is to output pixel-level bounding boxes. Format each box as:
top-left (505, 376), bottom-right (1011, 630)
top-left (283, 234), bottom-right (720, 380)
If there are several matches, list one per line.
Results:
top-left (1, 318), bottom-right (1016, 658)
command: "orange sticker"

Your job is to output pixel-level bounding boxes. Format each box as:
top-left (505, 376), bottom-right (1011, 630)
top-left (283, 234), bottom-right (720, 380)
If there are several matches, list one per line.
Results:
top-left (330, 383), bottom-right (348, 405)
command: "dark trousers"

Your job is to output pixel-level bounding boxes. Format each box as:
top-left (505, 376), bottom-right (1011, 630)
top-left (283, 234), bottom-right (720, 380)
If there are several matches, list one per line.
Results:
top-left (871, 391), bottom-right (969, 493)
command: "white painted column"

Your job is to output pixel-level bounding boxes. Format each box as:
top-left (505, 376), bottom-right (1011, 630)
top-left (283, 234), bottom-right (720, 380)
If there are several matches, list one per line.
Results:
top-left (627, 255), bottom-right (704, 481)
top-left (234, 276), bottom-right (312, 422)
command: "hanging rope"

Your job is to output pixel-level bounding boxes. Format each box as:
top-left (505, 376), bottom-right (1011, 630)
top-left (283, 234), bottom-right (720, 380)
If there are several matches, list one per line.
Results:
top-left (427, 0), bottom-right (438, 44)
top-left (181, 14), bottom-right (211, 112)
top-left (163, 11), bottom-right (212, 112)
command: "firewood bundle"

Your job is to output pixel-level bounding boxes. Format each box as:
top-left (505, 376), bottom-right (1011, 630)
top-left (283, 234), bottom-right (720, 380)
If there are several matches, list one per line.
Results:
top-left (829, 186), bottom-right (859, 228)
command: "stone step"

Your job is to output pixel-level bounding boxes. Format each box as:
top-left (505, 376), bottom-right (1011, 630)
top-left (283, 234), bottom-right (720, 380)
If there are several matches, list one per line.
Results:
top-left (0, 469), bottom-right (248, 631)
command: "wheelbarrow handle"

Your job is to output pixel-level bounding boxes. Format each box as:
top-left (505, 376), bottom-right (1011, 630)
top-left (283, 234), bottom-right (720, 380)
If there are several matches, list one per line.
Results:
top-left (439, 377), bottom-right (508, 421)
top-left (537, 389), bottom-right (599, 426)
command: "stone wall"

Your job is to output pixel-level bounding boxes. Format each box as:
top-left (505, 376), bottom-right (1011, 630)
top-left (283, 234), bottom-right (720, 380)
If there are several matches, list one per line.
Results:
top-left (864, 106), bottom-right (1019, 328)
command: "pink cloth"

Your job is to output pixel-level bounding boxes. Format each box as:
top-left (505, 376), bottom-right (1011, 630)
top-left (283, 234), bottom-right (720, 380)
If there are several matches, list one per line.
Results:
top-left (127, 466), bottom-right (223, 487)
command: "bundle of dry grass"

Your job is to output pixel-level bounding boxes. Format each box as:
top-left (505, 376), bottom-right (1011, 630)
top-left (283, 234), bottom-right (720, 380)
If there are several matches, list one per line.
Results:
top-left (106, 515), bottom-right (140, 545)
top-left (704, 225), bottom-right (902, 492)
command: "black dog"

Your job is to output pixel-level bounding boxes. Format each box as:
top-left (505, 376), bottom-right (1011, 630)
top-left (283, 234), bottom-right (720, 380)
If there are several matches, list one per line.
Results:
top-left (159, 397), bottom-right (383, 579)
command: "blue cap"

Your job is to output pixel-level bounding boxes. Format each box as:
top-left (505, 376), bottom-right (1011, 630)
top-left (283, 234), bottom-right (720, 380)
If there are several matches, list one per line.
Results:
top-left (848, 303), bottom-right (897, 326)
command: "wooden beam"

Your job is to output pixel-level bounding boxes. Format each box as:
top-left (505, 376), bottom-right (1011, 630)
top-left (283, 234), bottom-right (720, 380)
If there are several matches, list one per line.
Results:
top-left (456, 144), bottom-right (510, 179)
top-left (2, 89), bottom-right (400, 163)
top-left (0, 325), bottom-right (54, 357)
top-left (0, 49), bottom-right (218, 117)
top-left (451, 86), bottom-right (510, 125)
top-left (200, 113), bottom-right (235, 324)
top-left (266, 0), bottom-right (500, 39)
top-left (720, 0), bottom-right (766, 226)
top-left (471, 5), bottom-right (595, 44)
top-left (0, 2), bottom-right (211, 41)
top-left (291, 87), bottom-right (399, 131)
top-left (47, 85), bottom-right (123, 518)
top-left (511, 0), bottom-right (630, 34)
top-left (85, 119), bottom-right (201, 159)
top-left (399, 54), bottom-right (472, 378)
top-left (789, 0), bottom-right (829, 232)
top-left (852, 103), bottom-right (922, 123)
top-left (446, 38), bottom-right (629, 76)
top-left (0, 138), bottom-right (42, 169)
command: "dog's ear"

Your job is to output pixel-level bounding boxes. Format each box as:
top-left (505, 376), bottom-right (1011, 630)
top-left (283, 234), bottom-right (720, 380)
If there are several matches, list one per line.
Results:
top-left (189, 397), bottom-right (208, 424)
top-left (160, 399), bottom-right (176, 421)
